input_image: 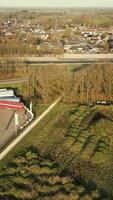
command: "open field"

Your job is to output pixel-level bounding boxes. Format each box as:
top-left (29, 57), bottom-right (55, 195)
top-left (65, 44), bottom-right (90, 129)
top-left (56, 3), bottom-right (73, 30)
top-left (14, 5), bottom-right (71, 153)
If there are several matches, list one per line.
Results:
top-left (0, 103), bottom-right (113, 198)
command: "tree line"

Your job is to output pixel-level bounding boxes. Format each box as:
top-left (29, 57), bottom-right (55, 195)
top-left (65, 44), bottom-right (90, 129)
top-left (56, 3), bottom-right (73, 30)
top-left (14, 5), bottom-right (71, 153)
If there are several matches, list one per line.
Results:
top-left (63, 64), bottom-right (113, 103)
top-left (1, 63), bottom-right (113, 105)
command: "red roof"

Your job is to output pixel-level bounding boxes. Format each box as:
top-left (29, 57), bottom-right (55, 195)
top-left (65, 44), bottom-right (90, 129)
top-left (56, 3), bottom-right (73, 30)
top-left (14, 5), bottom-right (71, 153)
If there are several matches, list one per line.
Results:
top-left (0, 100), bottom-right (24, 110)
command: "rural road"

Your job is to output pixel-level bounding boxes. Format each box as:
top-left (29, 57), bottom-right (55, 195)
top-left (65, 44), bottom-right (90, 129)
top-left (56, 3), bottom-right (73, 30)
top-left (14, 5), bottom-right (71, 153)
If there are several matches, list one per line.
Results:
top-left (0, 96), bottom-right (62, 160)
top-left (0, 78), bottom-right (27, 85)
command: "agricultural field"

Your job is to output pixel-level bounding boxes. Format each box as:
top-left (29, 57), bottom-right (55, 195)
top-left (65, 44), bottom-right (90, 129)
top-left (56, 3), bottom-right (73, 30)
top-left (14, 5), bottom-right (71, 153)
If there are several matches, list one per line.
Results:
top-left (1, 103), bottom-right (113, 198)
top-left (0, 146), bottom-right (106, 200)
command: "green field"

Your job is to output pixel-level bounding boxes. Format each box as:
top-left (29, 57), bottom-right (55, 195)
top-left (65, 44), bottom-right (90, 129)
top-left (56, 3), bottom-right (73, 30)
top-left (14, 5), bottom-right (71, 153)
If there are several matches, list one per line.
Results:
top-left (0, 103), bottom-right (113, 198)
top-left (0, 146), bottom-right (106, 200)
top-left (0, 82), bottom-right (24, 90)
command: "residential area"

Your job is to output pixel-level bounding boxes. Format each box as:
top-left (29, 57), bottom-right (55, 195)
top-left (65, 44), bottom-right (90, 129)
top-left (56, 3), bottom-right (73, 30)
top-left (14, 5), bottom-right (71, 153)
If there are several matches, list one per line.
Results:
top-left (0, 10), bottom-right (113, 56)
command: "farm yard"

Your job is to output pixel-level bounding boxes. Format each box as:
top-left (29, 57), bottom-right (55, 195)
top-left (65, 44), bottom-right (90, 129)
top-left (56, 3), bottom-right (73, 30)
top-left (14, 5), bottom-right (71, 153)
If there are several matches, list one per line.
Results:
top-left (1, 103), bottom-right (113, 198)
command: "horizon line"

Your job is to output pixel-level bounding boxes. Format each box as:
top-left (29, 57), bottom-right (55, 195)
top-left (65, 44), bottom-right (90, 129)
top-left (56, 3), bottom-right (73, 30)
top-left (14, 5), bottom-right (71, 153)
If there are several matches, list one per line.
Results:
top-left (0, 6), bottom-right (113, 9)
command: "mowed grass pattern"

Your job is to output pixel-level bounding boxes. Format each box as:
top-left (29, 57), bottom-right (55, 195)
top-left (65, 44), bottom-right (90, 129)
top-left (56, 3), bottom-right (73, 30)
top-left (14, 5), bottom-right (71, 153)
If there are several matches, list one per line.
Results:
top-left (65, 105), bottom-right (113, 163)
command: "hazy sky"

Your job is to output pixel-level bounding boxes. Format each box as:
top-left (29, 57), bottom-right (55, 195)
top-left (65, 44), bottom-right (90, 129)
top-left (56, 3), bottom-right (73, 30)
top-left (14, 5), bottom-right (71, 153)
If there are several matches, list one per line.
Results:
top-left (0, 0), bottom-right (113, 8)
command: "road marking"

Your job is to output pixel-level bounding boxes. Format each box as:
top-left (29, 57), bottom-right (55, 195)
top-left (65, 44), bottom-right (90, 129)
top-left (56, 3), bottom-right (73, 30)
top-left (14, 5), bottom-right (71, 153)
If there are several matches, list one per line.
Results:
top-left (0, 96), bottom-right (62, 160)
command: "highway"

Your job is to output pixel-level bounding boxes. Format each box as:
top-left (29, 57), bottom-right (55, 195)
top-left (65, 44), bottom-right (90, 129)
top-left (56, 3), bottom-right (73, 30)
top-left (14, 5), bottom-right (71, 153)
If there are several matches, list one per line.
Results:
top-left (0, 54), bottom-right (113, 65)
top-left (0, 96), bottom-right (62, 160)
top-left (1, 53), bottom-right (113, 60)
top-left (0, 59), bottom-right (111, 66)
top-left (23, 54), bottom-right (113, 64)
top-left (24, 59), bottom-right (113, 65)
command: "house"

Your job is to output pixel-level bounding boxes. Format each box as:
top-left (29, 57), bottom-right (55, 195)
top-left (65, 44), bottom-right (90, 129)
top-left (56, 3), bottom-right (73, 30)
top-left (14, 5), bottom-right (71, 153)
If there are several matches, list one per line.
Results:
top-left (37, 42), bottom-right (64, 55)
top-left (106, 35), bottom-right (113, 50)
top-left (64, 42), bottom-right (90, 53)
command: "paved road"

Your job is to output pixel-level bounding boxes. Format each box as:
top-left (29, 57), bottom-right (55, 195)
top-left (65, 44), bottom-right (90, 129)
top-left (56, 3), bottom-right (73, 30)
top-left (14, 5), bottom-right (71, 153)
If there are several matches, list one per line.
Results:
top-left (63, 53), bottom-right (113, 59)
top-left (0, 54), bottom-right (113, 64)
top-left (24, 60), bottom-right (113, 65)
top-left (0, 96), bottom-right (62, 160)
top-left (1, 53), bottom-right (113, 60)
top-left (0, 61), bottom-right (109, 66)
top-left (0, 78), bottom-right (27, 85)
top-left (0, 54), bottom-right (113, 65)
top-left (23, 54), bottom-right (113, 64)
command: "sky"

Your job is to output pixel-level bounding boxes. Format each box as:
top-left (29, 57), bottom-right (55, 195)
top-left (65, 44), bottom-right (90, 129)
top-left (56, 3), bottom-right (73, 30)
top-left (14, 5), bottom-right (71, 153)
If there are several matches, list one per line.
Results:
top-left (0, 0), bottom-right (113, 8)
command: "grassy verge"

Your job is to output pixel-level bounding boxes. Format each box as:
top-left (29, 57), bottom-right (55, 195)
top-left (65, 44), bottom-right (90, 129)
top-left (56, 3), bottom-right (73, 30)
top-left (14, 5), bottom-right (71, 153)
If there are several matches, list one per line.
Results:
top-left (32, 103), bottom-right (49, 117)
top-left (0, 82), bottom-right (23, 90)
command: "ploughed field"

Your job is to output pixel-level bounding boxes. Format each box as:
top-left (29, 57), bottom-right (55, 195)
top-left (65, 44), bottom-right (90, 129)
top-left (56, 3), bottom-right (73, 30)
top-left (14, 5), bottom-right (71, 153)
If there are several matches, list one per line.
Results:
top-left (1, 103), bottom-right (113, 199)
